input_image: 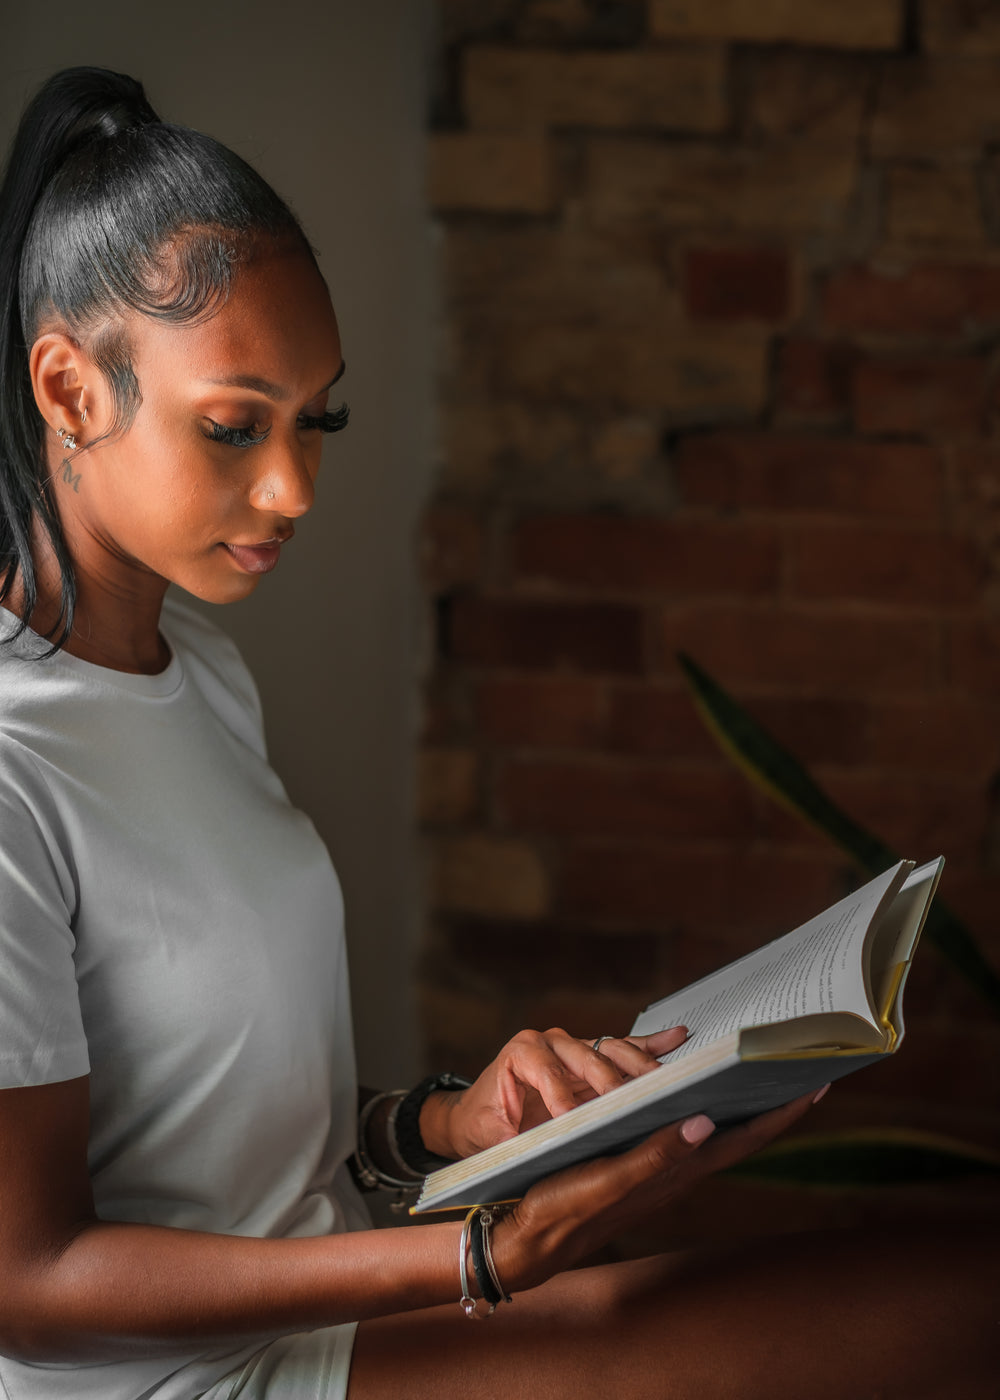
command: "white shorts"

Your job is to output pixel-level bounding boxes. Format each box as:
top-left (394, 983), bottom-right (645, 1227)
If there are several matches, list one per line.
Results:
top-left (204, 1323), bottom-right (358, 1400)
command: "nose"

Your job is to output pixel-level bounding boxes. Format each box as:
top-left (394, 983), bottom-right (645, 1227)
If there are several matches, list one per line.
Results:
top-left (253, 434), bottom-right (317, 519)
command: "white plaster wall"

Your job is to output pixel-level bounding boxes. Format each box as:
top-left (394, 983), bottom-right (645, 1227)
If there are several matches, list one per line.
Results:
top-left (1, 2), bottom-right (434, 1085)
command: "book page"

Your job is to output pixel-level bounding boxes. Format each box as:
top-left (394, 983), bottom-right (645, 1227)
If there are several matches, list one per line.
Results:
top-left (630, 863), bottom-right (906, 1061)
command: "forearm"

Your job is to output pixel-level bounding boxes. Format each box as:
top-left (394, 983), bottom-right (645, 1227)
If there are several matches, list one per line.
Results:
top-left (7, 1216), bottom-right (458, 1365)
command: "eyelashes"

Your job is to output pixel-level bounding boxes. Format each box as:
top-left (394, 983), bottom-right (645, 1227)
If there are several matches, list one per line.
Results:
top-left (207, 402), bottom-right (350, 449)
top-left (209, 422), bottom-right (270, 449)
top-left (299, 403), bottom-right (350, 434)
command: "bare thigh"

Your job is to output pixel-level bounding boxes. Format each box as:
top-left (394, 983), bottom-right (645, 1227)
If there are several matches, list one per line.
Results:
top-left (347, 1227), bottom-right (999, 1400)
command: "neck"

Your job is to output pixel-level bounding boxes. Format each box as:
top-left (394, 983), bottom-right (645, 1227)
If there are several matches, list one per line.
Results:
top-left (10, 525), bottom-right (170, 675)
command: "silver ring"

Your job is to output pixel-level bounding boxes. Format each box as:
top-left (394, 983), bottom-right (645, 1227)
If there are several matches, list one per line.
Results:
top-left (591, 1035), bottom-right (615, 1054)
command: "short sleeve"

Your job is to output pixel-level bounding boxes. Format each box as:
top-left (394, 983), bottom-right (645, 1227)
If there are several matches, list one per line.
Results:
top-left (0, 739), bottom-right (89, 1087)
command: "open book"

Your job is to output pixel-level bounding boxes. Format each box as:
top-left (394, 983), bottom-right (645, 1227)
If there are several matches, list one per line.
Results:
top-left (413, 857), bottom-right (943, 1213)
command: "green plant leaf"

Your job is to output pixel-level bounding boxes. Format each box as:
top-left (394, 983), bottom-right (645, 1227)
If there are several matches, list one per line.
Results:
top-left (725, 1128), bottom-right (1000, 1187)
top-left (677, 652), bottom-right (1000, 1016)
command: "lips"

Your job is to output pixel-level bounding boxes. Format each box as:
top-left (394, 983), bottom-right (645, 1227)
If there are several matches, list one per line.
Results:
top-left (222, 538), bottom-right (287, 574)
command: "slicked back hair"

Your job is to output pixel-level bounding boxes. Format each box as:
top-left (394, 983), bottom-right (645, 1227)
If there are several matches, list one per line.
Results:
top-left (0, 66), bottom-right (309, 649)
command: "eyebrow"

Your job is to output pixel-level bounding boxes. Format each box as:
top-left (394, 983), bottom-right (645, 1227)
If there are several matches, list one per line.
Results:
top-left (200, 361), bottom-right (346, 399)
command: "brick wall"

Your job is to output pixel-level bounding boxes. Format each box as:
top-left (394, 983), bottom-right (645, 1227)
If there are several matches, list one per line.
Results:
top-left (418, 0), bottom-right (1000, 1224)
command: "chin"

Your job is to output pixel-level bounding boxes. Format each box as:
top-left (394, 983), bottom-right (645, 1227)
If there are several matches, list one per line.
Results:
top-left (174, 572), bottom-right (264, 607)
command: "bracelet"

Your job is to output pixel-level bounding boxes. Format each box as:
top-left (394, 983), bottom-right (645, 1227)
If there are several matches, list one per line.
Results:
top-left (459, 1207), bottom-right (492, 1319)
top-left (458, 1205), bottom-right (513, 1319)
top-left (352, 1091), bottom-right (421, 1193)
top-left (392, 1072), bottom-right (472, 1176)
top-left (480, 1206), bottom-right (513, 1304)
top-left (384, 1097), bottom-right (427, 1183)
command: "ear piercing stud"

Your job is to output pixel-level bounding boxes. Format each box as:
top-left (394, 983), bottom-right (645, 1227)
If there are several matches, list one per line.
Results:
top-left (57, 428), bottom-right (78, 451)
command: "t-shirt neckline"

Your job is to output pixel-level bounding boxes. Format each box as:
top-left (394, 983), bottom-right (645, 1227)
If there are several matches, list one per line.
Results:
top-left (0, 606), bottom-right (184, 699)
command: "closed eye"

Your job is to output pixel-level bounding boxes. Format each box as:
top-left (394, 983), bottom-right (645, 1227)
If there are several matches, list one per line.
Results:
top-left (298, 403), bottom-right (350, 434)
top-left (207, 421), bottom-right (271, 449)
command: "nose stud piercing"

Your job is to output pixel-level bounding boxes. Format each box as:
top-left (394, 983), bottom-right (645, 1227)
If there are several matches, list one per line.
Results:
top-left (266, 491), bottom-right (275, 501)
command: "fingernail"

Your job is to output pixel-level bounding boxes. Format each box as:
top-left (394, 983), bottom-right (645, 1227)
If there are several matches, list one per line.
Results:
top-left (812, 1083), bottom-right (831, 1105)
top-left (681, 1114), bottom-right (716, 1146)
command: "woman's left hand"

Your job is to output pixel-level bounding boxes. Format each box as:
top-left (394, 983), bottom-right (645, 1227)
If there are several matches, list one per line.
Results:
top-left (420, 1025), bottom-right (688, 1161)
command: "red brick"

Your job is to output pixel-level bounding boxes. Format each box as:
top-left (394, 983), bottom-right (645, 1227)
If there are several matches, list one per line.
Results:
top-left (660, 606), bottom-right (939, 695)
top-left (444, 918), bottom-right (664, 995)
top-left (558, 843), bottom-right (848, 932)
top-left (428, 132), bottom-right (553, 213)
top-left (884, 166), bottom-right (987, 249)
top-left (822, 263), bottom-right (1000, 336)
top-left (929, 869), bottom-right (1000, 966)
top-left (867, 699), bottom-right (1000, 776)
top-left (873, 1021), bottom-right (1000, 1110)
top-left (872, 57), bottom-right (1000, 159)
top-left (512, 516), bottom-right (780, 597)
top-left (852, 356), bottom-right (988, 437)
top-left (945, 620), bottom-right (1000, 696)
top-left (518, 990), bottom-right (645, 1042)
top-left (439, 0), bottom-right (522, 45)
top-left (463, 45), bottom-right (728, 133)
top-left (746, 50), bottom-right (875, 148)
top-left (432, 834), bottom-right (550, 919)
top-left (650, 0), bottom-right (903, 48)
top-left (513, 1), bottom-right (646, 45)
top-left (789, 524), bottom-right (982, 608)
top-left (586, 137), bottom-right (857, 236)
top-left (605, 685), bottom-right (719, 758)
top-left (923, 0), bottom-right (1000, 55)
top-left (809, 772), bottom-right (989, 859)
top-left (418, 749), bottom-right (479, 825)
top-left (683, 247), bottom-right (793, 324)
top-left (742, 696), bottom-right (870, 765)
top-left (491, 317), bottom-right (769, 417)
top-left (448, 597), bottom-right (645, 673)
top-left (774, 340), bottom-right (857, 425)
top-left (420, 675), bottom-right (469, 744)
top-left (498, 759), bottom-right (754, 838)
top-left (421, 505), bottom-right (486, 590)
top-left (673, 434), bottom-right (945, 520)
top-left (475, 676), bottom-right (606, 748)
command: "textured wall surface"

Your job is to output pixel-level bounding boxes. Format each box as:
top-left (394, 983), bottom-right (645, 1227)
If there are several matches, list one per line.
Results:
top-left (418, 0), bottom-right (1000, 1235)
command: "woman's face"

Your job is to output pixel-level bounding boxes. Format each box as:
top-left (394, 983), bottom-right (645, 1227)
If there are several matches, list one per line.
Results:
top-left (57, 246), bottom-right (344, 607)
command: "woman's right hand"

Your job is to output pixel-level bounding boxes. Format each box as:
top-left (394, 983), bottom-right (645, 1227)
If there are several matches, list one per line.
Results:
top-left (490, 1090), bottom-right (822, 1294)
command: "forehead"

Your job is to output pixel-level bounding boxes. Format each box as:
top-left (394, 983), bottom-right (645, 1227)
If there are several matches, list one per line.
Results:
top-left (128, 249), bottom-right (342, 394)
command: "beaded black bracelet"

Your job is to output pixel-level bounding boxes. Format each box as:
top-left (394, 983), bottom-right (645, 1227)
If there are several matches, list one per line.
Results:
top-left (390, 1071), bottom-right (472, 1176)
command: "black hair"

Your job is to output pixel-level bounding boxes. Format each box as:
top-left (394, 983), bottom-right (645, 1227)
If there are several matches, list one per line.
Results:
top-left (0, 66), bottom-right (310, 649)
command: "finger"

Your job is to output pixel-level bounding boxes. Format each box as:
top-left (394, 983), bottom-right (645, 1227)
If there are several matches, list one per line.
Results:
top-left (626, 1026), bottom-right (688, 1058)
top-left (493, 1030), bottom-right (618, 1122)
top-left (519, 1106), bottom-right (718, 1221)
top-left (598, 1026), bottom-right (688, 1077)
top-left (690, 1088), bottom-right (821, 1177)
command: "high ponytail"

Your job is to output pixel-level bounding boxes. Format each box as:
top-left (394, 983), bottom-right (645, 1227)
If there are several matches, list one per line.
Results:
top-left (0, 67), bottom-right (308, 650)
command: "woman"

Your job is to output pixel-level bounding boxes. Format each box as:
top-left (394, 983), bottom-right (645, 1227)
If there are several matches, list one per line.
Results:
top-left (0, 67), bottom-right (993, 1400)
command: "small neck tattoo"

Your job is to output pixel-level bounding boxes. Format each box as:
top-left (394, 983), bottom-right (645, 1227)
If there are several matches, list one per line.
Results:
top-left (61, 457), bottom-right (82, 492)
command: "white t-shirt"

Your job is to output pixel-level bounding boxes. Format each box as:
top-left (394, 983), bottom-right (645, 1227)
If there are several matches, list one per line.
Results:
top-left (0, 595), bottom-right (370, 1400)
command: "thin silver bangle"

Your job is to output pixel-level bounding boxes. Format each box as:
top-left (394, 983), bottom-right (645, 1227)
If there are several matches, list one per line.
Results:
top-left (459, 1207), bottom-right (493, 1319)
top-left (353, 1091), bottom-right (419, 1192)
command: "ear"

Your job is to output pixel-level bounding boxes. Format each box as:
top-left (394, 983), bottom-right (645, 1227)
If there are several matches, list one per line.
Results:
top-left (29, 332), bottom-right (103, 445)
